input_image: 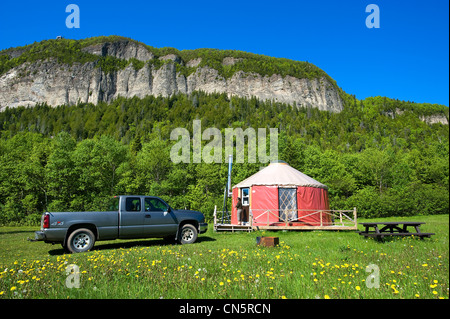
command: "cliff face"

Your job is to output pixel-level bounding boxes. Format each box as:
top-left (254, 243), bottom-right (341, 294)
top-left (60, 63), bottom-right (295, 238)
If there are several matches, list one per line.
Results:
top-left (0, 40), bottom-right (344, 112)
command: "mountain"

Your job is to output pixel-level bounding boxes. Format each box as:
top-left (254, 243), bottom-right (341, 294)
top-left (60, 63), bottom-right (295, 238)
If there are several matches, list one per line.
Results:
top-left (0, 36), bottom-right (344, 112)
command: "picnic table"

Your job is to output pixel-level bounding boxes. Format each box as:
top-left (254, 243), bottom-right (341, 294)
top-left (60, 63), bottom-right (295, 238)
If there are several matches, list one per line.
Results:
top-left (358, 221), bottom-right (435, 241)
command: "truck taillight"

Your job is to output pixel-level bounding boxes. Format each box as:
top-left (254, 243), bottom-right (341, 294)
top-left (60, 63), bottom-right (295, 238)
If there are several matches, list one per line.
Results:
top-left (43, 213), bottom-right (50, 229)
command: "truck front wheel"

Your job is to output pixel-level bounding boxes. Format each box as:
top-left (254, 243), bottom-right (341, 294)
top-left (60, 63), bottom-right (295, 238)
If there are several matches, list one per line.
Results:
top-left (67, 228), bottom-right (95, 253)
top-left (178, 224), bottom-right (198, 244)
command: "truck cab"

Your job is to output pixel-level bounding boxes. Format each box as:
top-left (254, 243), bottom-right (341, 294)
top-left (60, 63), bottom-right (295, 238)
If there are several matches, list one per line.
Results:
top-left (31, 195), bottom-right (208, 253)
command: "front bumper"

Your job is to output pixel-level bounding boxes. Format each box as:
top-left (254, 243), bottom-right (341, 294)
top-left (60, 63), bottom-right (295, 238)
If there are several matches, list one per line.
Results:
top-left (199, 222), bottom-right (208, 234)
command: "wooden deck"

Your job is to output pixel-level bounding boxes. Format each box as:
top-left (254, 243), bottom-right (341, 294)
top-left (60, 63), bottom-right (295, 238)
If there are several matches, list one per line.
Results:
top-left (214, 224), bottom-right (357, 231)
top-left (213, 206), bottom-right (358, 232)
top-left (214, 223), bottom-right (253, 232)
top-left (253, 224), bottom-right (357, 231)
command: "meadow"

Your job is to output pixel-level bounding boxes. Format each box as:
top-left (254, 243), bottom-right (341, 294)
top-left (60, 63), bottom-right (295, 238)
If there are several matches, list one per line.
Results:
top-left (0, 215), bottom-right (448, 299)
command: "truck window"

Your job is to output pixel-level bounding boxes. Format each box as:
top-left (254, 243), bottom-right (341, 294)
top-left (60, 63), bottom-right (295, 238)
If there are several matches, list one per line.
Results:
top-left (126, 197), bottom-right (141, 212)
top-left (145, 198), bottom-right (168, 212)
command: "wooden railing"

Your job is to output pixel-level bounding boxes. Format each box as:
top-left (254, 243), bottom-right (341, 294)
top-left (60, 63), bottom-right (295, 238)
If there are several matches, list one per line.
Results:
top-left (213, 206), bottom-right (357, 230)
top-left (213, 206), bottom-right (232, 225)
top-left (251, 208), bottom-right (357, 228)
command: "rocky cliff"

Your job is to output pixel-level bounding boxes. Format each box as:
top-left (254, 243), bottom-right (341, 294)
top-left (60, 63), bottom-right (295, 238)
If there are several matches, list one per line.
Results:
top-left (0, 39), bottom-right (344, 112)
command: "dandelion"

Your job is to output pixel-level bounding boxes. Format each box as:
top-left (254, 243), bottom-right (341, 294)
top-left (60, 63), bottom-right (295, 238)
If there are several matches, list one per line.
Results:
top-left (355, 286), bottom-right (361, 291)
top-left (324, 295), bottom-right (330, 299)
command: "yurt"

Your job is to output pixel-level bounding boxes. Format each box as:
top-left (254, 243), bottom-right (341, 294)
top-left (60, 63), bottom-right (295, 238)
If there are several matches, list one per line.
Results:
top-left (231, 161), bottom-right (331, 227)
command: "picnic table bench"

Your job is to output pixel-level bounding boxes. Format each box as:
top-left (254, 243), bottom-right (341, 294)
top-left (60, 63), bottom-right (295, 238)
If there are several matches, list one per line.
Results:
top-left (358, 221), bottom-right (434, 241)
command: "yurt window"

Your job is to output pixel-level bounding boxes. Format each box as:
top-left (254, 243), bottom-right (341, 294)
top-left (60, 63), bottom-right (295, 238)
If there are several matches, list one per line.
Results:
top-left (279, 188), bottom-right (298, 222)
top-left (241, 188), bottom-right (250, 206)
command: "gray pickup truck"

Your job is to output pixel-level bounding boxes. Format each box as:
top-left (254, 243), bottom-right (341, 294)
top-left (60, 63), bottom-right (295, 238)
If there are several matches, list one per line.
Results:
top-left (31, 195), bottom-right (208, 253)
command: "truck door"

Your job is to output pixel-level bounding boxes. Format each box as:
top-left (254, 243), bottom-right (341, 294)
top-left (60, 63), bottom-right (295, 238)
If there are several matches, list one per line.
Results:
top-left (119, 197), bottom-right (144, 239)
top-left (143, 197), bottom-right (178, 237)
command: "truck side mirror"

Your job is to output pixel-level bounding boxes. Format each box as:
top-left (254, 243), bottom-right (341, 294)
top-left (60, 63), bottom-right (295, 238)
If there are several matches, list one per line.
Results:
top-left (164, 207), bottom-right (171, 215)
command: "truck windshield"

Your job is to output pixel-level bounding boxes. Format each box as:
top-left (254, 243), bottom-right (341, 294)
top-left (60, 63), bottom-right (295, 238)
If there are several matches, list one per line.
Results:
top-left (108, 197), bottom-right (120, 211)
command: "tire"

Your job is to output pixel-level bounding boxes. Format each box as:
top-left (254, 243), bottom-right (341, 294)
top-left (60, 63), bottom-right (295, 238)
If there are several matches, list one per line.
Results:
top-left (178, 224), bottom-right (198, 244)
top-left (67, 228), bottom-right (95, 253)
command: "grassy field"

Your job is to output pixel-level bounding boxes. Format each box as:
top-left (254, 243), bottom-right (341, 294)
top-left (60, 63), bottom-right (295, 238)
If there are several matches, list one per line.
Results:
top-left (0, 215), bottom-right (448, 299)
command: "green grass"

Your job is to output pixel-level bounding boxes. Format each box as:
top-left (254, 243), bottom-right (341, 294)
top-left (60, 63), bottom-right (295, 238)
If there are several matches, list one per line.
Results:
top-left (0, 215), bottom-right (448, 299)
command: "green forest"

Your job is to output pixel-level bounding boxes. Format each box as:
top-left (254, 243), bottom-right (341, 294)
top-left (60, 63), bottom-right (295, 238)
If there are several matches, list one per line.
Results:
top-left (0, 90), bottom-right (448, 225)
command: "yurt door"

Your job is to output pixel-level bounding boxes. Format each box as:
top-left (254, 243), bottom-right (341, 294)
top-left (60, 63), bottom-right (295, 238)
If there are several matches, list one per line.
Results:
top-left (279, 188), bottom-right (297, 222)
top-left (241, 188), bottom-right (250, 222)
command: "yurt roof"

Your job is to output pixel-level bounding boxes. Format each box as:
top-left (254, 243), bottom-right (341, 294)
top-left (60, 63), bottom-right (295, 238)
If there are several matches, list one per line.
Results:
top-left (233, 162), bottom-right (328, 189)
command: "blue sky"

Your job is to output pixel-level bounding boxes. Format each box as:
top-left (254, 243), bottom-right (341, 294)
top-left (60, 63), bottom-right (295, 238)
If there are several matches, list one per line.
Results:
top-left (0, 0), bottom-right (448, 106)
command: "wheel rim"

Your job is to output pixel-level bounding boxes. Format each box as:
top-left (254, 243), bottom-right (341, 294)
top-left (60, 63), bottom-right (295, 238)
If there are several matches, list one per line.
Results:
top-left (72, 233), bottom-right (90, 250)
top-left (182, 228), bottom-right (194, 241)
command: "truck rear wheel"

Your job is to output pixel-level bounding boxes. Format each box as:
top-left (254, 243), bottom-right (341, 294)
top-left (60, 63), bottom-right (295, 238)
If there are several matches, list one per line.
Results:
top-left (67, 228), bottom-right (95, 253)
top-left (178, 224), bottom-right (198, 244)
